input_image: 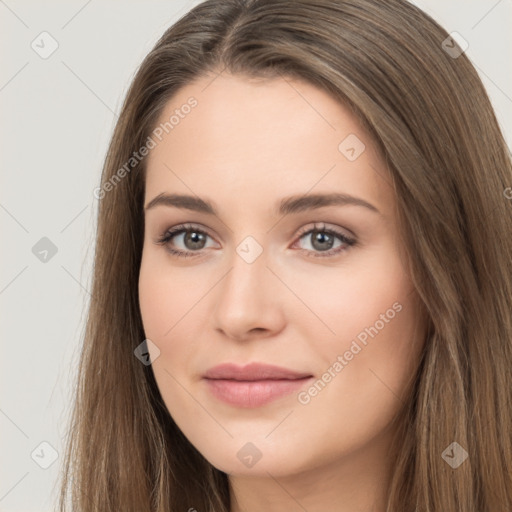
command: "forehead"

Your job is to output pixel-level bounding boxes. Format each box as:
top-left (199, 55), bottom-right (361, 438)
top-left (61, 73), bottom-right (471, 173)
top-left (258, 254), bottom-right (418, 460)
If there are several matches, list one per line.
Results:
top-left (144, 72), bottom-right (392, 218)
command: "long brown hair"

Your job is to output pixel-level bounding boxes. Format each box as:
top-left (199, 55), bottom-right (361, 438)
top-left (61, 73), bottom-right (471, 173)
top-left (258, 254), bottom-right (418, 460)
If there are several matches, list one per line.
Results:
top-left (57, 1), bottom-right (512, 510)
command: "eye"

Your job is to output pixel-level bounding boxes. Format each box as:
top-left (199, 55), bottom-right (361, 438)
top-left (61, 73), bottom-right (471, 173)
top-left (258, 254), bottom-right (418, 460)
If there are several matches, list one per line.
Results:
top-left (292, 222), bottom-right (356, 258)
top-left (154, 222), bottom-right (357, 259)
top-left (154, 223), bottom-right (216, 258)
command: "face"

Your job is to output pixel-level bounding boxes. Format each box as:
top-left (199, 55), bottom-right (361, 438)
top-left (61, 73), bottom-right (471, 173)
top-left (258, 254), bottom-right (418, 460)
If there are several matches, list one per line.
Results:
top-left (138, 72), bottom-right (425, 478)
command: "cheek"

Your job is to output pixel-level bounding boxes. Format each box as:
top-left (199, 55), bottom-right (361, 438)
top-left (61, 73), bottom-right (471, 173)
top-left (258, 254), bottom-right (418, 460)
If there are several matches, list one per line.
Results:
top-left (138, 267), bottom-right (171, 340)
top-left (138, 254), bottom-right (200, 340)
top-left (287, 245), bottom-right (413, 346)
top-left (294, 289), bottom-right (422, 458)
top-left (138, 255), bottom-right (211, 391)
top-left (331, 295), bottom-right (422, 439)
top-left (294, 245), bottom-right (422, 401)
top-left (138, 259), bottom-right (198, 413)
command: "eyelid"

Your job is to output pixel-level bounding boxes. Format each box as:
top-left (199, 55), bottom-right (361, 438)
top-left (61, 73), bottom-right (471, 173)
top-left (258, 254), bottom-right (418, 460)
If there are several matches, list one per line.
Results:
top-left (294, 221), bottom-right (355, 241)
top-left (291, 222), bottom-right (356, 258)
top-left (155, 221), bottom-right (354, 241)
top-left (154, 222), bottom-right (218, 246)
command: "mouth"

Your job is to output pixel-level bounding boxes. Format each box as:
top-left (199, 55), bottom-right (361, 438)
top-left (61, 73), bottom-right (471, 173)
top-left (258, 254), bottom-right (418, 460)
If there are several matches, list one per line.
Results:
top-left (205, 377), bottom-right (313, 408)
top-left (203, 361), bottom-right (312, 380)
top-left (202, 362), bottom-right (314, 408)
top-left (203, 377), bottom-right (314, 408)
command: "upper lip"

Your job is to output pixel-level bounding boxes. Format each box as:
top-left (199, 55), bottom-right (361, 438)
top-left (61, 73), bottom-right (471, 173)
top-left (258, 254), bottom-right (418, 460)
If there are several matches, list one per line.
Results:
top-left (203, 362), bottom-right (313, 381)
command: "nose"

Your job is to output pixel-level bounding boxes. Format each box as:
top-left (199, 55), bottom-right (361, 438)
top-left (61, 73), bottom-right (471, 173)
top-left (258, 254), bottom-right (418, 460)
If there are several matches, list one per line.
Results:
top-left (213, 246), bottom-right (286, 342)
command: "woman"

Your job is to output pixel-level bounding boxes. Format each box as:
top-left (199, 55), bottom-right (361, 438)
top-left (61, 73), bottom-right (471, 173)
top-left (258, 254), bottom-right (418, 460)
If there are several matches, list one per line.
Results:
top-left (58, 1), bottom-right (512, 511)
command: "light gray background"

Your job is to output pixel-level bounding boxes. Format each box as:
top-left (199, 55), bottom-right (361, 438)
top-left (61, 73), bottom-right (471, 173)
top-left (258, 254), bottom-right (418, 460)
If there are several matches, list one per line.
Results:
top-left (1, 1), bottom-right (511, 511)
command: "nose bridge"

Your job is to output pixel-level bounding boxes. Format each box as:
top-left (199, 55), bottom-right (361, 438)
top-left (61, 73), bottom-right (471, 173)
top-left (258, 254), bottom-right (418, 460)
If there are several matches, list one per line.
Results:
top-left (223, 237), bottom-right (271, 306)
top-left (213, 236), bottom-right (284, 339)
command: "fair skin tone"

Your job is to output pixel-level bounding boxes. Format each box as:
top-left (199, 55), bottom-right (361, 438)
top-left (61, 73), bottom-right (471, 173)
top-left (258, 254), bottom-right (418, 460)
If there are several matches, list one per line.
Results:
top-left (138, 71), bottom-right (426, 511)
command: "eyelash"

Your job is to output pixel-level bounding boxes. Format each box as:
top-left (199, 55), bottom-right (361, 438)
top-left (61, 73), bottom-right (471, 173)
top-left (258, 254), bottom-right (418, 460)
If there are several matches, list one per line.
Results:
top-left (154, 222), bottom-right (357, 259)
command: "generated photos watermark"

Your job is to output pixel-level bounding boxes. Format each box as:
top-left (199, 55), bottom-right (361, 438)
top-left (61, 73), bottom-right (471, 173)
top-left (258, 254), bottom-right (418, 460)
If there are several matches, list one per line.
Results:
top-left (94, 96), bottom-right (198, 200)
top-left (297, 301), bottom-right (403, 405)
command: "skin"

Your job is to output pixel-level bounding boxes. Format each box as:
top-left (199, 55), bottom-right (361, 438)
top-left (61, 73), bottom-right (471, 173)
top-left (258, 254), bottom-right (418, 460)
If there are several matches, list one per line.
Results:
top-left (138, 71), bottom-right (426, 511)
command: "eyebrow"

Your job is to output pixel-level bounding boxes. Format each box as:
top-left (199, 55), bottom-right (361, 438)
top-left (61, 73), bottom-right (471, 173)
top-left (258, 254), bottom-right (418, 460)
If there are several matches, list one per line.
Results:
top-left (144, 192), bottom-right (381, 217)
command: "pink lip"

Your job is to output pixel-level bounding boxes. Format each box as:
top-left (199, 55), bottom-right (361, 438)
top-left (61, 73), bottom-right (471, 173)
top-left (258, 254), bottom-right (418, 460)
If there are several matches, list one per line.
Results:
top-left (202, 362), bottom-right (313, 408)
top-left (203, 362), bottom-right (312, 381)
top-left (204, 378), bottom-right (313, 407)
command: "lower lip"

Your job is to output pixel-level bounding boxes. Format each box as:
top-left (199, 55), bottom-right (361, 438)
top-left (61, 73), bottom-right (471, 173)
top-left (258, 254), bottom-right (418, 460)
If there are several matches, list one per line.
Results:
top-left (203, 377), bottom-right (313, 408)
